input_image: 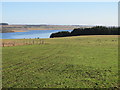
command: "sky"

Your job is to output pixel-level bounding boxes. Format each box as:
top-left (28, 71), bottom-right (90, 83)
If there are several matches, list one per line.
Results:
top-left (1, 2), bottom-right (118, 26)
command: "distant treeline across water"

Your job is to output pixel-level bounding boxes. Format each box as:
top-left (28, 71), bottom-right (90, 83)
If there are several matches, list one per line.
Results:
top-left (50, 26), bottom-right (119, 38)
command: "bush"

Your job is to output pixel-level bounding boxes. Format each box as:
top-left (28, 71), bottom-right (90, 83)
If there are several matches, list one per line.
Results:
top-left (50, 31), bottom-right (71, 38)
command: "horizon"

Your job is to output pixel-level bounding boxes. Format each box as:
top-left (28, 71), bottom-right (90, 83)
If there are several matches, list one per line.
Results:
top-left (1, 2), bottom-right (118, 26)
top-left (0, 23), bottom-right (118, 27)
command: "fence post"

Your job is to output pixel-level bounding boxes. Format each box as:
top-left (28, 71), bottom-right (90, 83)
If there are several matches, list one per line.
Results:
top-left (39, 40), bottom-right (41, 45)
top-left (2, 42), bottom-right (4, 47)
top-left (13, 42), bottom-right (15, 46)
top-left (24, 40), bottom-right (25, 45)
top-left (25, 40), bottom-right (27, 45)
top-left (29, 40), bottom-right (30, 45)
top-left (33, 40), bottom-right (34, 45)
top-left (42, 40), bottom-right (44, 44)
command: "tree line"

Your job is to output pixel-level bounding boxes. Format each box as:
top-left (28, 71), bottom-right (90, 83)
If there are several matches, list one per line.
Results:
top-left (0, 23), bottom-right (9, 25)
top-left (50, 26), bottom-right (119, 38)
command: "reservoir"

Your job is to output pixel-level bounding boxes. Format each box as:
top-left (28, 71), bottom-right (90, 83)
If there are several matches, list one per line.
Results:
top-left (1, 30), bottom-right (72, 39)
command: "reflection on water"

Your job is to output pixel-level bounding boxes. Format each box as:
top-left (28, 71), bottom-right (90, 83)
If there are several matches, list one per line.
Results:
top-left (1, 30), bottom-right (72, 39)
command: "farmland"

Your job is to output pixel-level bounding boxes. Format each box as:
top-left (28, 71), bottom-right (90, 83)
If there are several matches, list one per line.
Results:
top-left (2, 35), bottom-right (119, 88)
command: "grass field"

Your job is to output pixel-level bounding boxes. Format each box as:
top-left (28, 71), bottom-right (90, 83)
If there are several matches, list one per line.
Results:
top-left (2, 35), bottom-right (119, 88)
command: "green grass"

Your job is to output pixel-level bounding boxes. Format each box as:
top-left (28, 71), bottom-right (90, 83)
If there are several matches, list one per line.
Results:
top-left (2, 35), bottom-right (118, 88)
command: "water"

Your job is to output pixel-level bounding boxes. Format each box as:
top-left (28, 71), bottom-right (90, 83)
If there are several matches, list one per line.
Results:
top-left (1, 30), bottom-right (72, 39)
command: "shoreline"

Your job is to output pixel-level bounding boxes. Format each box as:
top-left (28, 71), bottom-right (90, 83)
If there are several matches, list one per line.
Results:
top-left (3, 29), bottom-right (73, 33)
top-left (12, 30), bottom-right (27, 32)
top-left (1, 35), bottom-right (119, 40)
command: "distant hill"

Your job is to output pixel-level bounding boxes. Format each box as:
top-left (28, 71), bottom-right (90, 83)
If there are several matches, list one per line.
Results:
top-left (1, 24), bottom-right (92, 33)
